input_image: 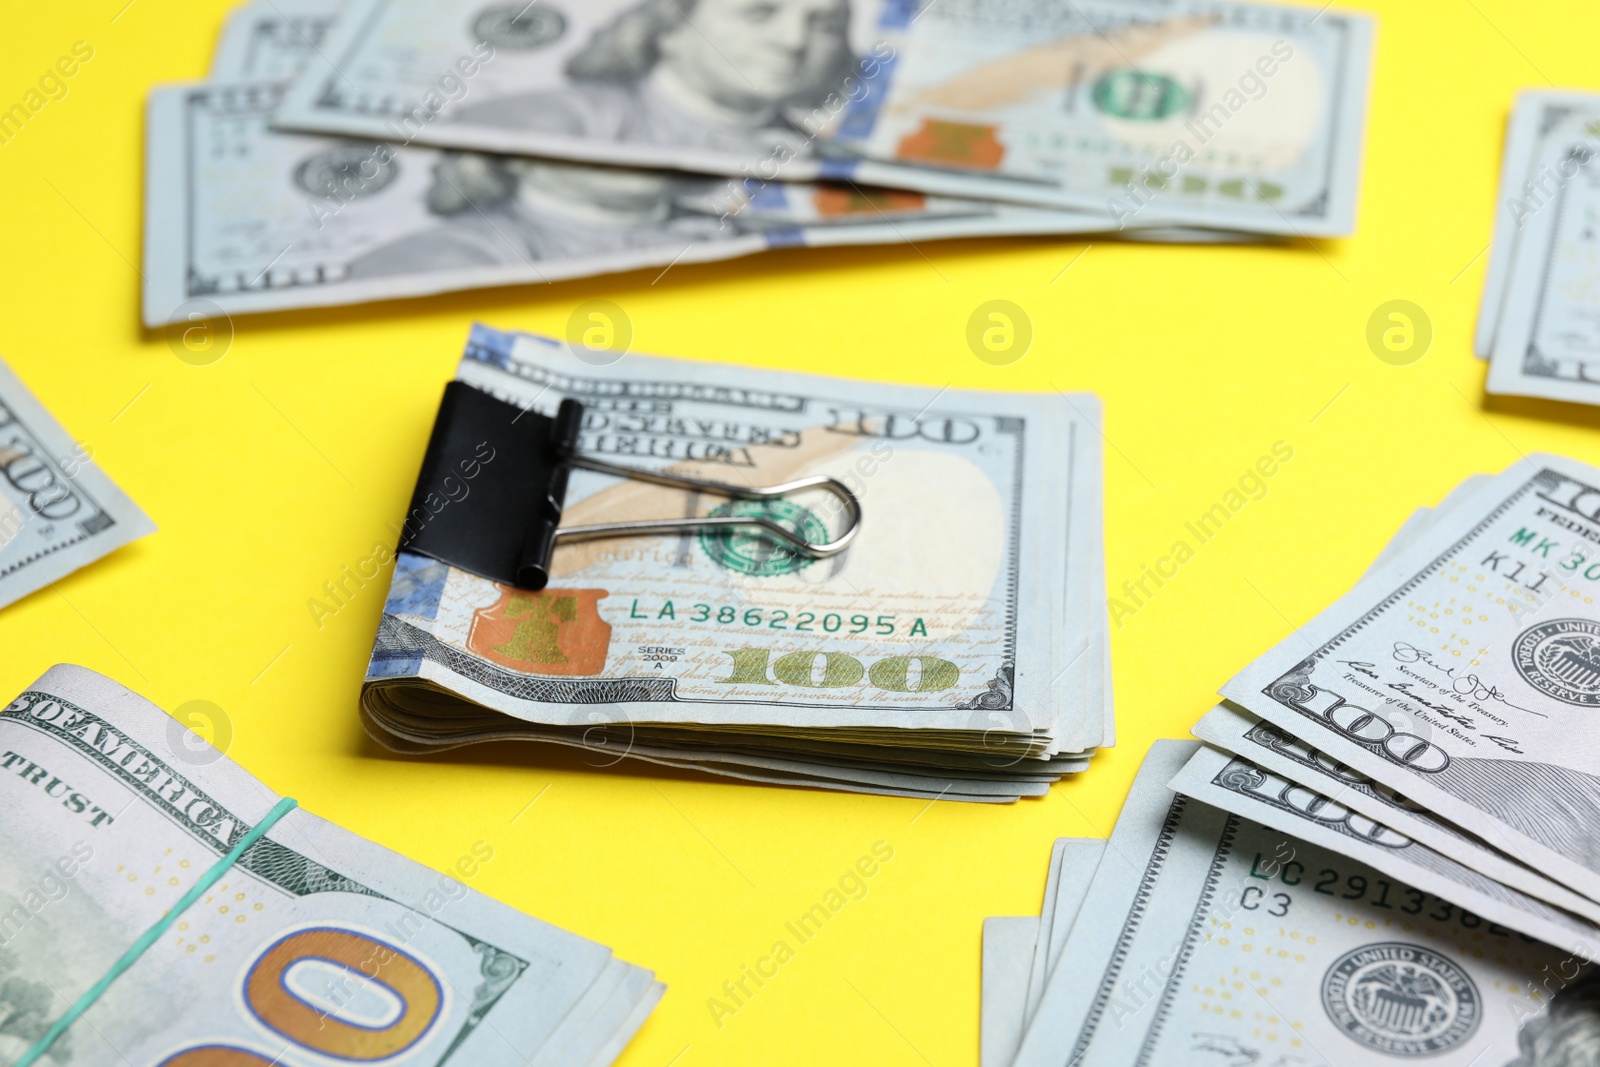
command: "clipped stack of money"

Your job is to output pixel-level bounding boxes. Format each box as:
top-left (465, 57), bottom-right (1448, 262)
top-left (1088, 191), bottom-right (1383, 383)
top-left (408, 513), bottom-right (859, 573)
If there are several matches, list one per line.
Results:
top-left (359, 323), bottom-right (1111, 802)
top-left (1479, 91), bottom-right (1600, 405)
top-left (141, 0), bottom-right (1375, 326)
top-left (0, 664), bottom-right (660, 1066)
top-left (989, 741), bottom-right (1600, 1066)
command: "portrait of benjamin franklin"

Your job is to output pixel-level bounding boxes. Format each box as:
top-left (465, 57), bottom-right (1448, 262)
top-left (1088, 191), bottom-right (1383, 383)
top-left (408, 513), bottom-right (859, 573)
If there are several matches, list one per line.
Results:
top-left (455, 0), bottom-right (858, 159)
top-left (1507, 969), bottom-right (1600, 1067)
top-left (346, 153), bottom-right (730, 278)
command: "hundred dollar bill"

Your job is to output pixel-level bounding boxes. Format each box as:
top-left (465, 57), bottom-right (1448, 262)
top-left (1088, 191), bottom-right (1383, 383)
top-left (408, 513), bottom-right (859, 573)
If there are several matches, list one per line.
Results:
top-left (1014, 740), bottom-right (1600, 1067)
top-left (274, 0), bottom-right (1374, 235)
top-left (1192, 490), bottom-right (1600, 921)
top-left (1221, 454), bottom-right (1600, 904)
top-left (1193, 704), bottom-right (1600, 922)
top-left (0, 359), bottom-right (155, 612)
top-left (1171, 742), bottom-right (1600, 961)
top-left (1011, 741), bottom-right (1221, 1067)
top-left (143, 79), bottom-right (1133, 327)
top-left (360, 325), bottom-right (1108, 800)
top-left (204, 2), bottom-right (1258, 246)
top-left (0, 664), bottom-right (660, 1066)
top-left (1486, 103), bottom-right (1600, 404)
top-left (1473, 92), bottom-right (1600, 359)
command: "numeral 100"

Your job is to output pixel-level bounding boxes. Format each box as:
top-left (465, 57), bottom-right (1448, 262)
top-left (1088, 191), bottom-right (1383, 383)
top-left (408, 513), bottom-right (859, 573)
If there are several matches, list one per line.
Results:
top-left (720, 648), bottom-right (960, 691)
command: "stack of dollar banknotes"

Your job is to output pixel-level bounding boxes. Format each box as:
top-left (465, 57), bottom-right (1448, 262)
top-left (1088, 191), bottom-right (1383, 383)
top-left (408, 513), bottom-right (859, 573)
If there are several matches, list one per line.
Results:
top-left (363, 323), bottom-right (1112, 802)
top-left (141, 0), bottom-right (1375, 326)
top-left (986, 454), bottom-right (1600, 1065)
top-left (0, 665), bottom-right (662, 1065)
top-left (1478, 89), bottom-right (1600, 408)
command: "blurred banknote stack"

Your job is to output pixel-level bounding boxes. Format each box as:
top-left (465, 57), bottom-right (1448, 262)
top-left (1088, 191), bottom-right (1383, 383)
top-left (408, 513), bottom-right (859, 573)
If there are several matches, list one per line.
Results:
top-left (1479, 90), bottom-right (1600, 407)
top-left (142, 0), bottom-right (1375, 326)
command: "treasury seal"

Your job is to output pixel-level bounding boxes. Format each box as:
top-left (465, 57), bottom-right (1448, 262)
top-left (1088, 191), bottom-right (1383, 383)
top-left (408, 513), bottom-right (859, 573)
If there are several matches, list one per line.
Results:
top-left (472, 3), bottom-right (566, 50)
top-left (1321, 942), bottom-right (1479, 1056)
top-left (1513, 618), bottom-right (1600, 706)
top-left (698, 499), bottom-right (826, 578)
top-left (293, 145), bottom-right (398, 200)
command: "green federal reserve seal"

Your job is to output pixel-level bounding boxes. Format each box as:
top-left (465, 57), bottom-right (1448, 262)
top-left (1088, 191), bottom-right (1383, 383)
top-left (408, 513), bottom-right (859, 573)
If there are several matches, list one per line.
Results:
top-left (699, 499), bottom-right (827, 577)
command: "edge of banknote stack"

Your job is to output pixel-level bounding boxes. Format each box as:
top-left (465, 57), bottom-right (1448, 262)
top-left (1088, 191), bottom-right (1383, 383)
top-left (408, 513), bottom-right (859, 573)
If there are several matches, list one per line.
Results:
top-left (1479, 89), bottom-right (1600, 407)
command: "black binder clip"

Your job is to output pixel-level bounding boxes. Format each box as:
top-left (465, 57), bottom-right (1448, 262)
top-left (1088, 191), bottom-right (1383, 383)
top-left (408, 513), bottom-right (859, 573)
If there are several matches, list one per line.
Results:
top-left (398, 381), bottom-right (862, 590)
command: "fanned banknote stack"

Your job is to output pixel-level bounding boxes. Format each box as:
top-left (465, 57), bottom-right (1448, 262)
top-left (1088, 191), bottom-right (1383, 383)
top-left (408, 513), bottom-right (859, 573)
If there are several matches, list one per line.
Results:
top-left (360, 323), bottom-right (1111, 802)
top-left (1479, 90), bottom-right (1600, 406)
top-left (987, 458), bottom-right (1600, 1063)
top-left (0, 664), bottom-right (660, 1066)
top-left (141, 0), bottom-right (1375, 326)
top-left (1174, 455), bottom-right (1600, 950)
top-left (986, 741), bottom-right (1600, 1067)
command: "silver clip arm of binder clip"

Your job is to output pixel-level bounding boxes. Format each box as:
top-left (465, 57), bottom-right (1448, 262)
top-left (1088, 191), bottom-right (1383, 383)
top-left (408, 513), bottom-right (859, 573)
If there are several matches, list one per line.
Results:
top-left (553, 454), bottom-right (862, 558)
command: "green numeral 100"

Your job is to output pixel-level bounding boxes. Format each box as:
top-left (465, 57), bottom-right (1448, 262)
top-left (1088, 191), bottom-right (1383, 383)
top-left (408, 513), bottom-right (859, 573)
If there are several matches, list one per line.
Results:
top-left (720, 648), bottom-right (959, 692)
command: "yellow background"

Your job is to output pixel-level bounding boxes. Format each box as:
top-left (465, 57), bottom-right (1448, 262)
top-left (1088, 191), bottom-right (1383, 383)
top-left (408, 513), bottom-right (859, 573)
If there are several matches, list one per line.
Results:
top-left (3, 1), bottom-right (1599, 1063)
